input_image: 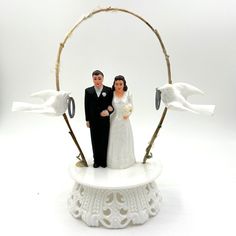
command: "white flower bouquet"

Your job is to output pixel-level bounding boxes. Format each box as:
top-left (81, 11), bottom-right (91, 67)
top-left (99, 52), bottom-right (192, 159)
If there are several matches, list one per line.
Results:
top-left (122, 103), bottom-right (133, 117)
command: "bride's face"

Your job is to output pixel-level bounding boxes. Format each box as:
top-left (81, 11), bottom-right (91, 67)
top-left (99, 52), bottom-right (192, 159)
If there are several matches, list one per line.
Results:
top-left (114, 80), bottom-right (124, 92)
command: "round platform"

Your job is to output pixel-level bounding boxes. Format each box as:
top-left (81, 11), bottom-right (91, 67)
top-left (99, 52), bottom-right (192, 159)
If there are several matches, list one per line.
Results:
top-left (68, 161), bottom-right (162, 229)
top-left (69, 161), bottom-right (162, 189)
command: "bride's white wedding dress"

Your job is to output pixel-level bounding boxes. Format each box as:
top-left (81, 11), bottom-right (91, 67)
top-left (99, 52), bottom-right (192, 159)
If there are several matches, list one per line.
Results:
top-left (107, 91), bottom-right (136, 169)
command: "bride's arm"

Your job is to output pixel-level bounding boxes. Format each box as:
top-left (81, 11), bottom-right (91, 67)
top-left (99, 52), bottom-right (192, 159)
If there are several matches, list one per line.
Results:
top-left (128, 92), bottom-right (133, 112)
top-left (123, 92), bottom-right (133, 119)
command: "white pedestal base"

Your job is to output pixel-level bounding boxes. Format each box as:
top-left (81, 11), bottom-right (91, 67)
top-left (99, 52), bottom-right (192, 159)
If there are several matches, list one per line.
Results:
top-left (68, 181), bottom-right (161, 228)
top-left (68, 162), bottom-right (162, 229)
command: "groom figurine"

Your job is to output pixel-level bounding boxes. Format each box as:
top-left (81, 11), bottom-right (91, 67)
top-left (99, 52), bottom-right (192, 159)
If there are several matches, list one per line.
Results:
top-left (84, 70), bottom-right (113, 168)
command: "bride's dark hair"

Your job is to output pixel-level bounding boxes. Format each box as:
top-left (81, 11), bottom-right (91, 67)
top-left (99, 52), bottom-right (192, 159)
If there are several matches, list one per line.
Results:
top-left (112, 75), bottom-right (128, 91)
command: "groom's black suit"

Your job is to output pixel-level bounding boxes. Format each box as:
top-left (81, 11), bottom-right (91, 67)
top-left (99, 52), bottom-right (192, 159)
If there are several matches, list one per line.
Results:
top-left (84, 86), bottom-right (113, 167)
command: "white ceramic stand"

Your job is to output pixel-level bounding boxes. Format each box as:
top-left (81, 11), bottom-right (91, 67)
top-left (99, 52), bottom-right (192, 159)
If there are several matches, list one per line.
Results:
top-left (68, 161), bottom-right (162, 229)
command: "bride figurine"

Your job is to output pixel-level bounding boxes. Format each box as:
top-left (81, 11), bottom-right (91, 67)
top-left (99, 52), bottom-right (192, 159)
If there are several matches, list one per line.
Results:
top-left (107, 75), bottom-right (136, 169)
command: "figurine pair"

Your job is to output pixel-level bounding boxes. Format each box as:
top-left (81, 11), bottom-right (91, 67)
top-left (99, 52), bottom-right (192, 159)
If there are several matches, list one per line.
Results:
top-left (84, 70), bottom-right (136, 169)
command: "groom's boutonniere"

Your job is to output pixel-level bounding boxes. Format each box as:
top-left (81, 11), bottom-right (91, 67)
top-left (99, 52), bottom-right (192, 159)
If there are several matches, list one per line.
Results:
top-left (102, 92), bottom-right (107, 97)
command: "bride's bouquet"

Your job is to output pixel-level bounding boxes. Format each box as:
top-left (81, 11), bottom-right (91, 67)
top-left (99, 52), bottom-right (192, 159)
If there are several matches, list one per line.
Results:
top-left (122, 103), bottom-right (133, 117)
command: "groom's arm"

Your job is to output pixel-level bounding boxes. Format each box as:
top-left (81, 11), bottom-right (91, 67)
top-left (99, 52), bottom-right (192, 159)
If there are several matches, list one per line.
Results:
top-left (84, 89), bottom-right (90, 127)
top-left (107, 88), bottom-right (114, 115)
top-left (100, 87), bottom-right (113, 117)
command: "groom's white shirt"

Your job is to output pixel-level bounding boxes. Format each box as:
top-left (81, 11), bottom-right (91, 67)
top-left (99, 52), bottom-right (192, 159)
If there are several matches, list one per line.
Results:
top-left (94, 86), bottom-right (103, 97)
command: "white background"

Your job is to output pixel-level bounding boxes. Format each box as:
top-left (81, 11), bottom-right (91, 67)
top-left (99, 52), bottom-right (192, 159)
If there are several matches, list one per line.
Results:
top-left (0, 0), bottom-right (235, 235)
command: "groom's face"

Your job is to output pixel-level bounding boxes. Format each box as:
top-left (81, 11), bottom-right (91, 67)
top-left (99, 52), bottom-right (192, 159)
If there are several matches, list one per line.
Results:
top-left (93, 74), bottom-right (104, 89)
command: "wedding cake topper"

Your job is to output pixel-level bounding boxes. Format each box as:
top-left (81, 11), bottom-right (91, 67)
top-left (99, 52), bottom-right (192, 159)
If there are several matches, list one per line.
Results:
top-left (11, 6), bottom-right (215, 228)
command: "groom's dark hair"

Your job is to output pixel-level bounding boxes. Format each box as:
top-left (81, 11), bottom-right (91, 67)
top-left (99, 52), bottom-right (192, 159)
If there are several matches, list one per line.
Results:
top-left (92, 70), bottom-right (104, 77)
top-left (112, 75), bottom-right (128, 91)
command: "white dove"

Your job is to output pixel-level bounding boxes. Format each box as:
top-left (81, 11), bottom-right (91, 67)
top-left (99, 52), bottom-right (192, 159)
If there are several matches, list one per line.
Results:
top-left (12, 90), bottom-right (70, 116)
top-left (158, 82), bottom-right (215, 115)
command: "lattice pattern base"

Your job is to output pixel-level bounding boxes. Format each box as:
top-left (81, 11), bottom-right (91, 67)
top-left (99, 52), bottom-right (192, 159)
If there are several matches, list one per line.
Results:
top-left (68, 181), bottom-right (162, 229)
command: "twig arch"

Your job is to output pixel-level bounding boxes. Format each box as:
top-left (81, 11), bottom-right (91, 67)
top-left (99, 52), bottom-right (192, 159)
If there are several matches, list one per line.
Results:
top-left (54, 7), bottom-right (172, 166)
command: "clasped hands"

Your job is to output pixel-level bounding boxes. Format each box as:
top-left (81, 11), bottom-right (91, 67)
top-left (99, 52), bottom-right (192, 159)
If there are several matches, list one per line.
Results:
top-left (87, 106), bottom-right (114, 128)
top-left (100, 105), bottom-right (113, 117)
top-left (100, 106), bottom-right (129, 120)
